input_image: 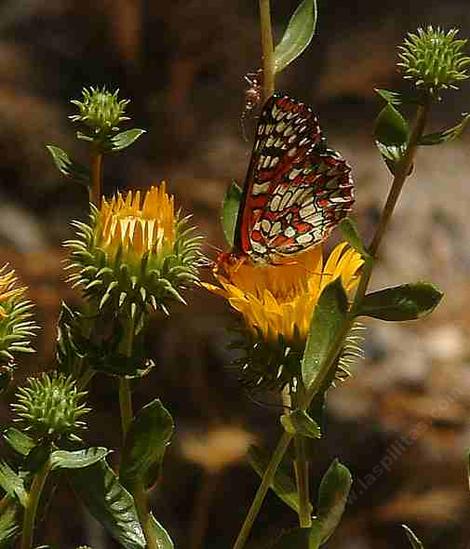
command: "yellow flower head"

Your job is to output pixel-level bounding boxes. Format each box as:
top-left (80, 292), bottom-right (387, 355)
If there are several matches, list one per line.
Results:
top-left (98, 184), bottom-right (175, 265)
top-left (66, 183), bottom-right (202, 315)
top-left (206, 243), bottom-right (363, 344)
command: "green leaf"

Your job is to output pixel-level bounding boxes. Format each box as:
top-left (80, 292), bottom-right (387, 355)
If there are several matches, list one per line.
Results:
top-left (46, 145), bottom-right (90, 185)
top-left (247, 445), bottom-right (301, 513)
top-left (68, 460), bottom-right (146, 549)
top-left (221, 181), bottom-right (242, 247)
top-left (150, 514), bottom-right (174, 549)
top-left (3, 428), bottom-right (35, 457)
top-left (419, 113), bottom-right (470, 145)
top-left (358, 282), bottom-right (443, 321)
top-left (120, 399), bottom-right (174, 491)
top-left (338, 218), bottom-right (368, 257)
top-left (375, 141), bottom-right (407, 176)
top-left (374, 104), bottom-right (409, 146)
top-left (50, 447), bottom-right (109, 470)
top-left (0, 462), bottom-right (27, 507)
top-left (301, 278), bottom-right (348, 390)
top-left (280, 410), bottom-right (321, 439)
top-left (402, 525), bottom-right (424, 549)
top-left (374, 88), bottom-right (403, 105)
top-left (312, 459), bottom-right (352, 544)
top-left (0, 499), bottom-right (20, 547)
top-left (274, 0), bottom-right (318, 73)
top-left (110, 129), bottom-right (146, 152)
top-left (271, 528), bottom-right (318, 548)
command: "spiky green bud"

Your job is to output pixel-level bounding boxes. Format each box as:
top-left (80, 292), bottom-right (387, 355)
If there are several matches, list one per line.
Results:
top-left (12, 373), bottom-right (90, 441)
top-left (0, 264), bottom-right (37, 366)
top-left (398, 26), bottom-right (470, 93)
top-left (70, 86), bottom-right (130, 136)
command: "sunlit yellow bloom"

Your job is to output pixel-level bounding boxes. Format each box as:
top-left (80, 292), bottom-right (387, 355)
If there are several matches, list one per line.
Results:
top-left (205, 243), bottom-right (363, 343)
top-left (98, 184), bottom-right (175, 264)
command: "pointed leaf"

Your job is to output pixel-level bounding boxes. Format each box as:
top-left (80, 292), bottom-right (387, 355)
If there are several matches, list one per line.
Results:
top-left (313, 459), bottom-right (352, 543)
top-left (150, 514), bottom-right (174, 549)
top-left (221, 181), bottom-right (242, 247)
top-left (402, 525), bottom-right (424, 549)
top-left (68, 460), bottom-right (146, 549)
top-left (419, 114), bottom-right (470, 145)
top-left (374, 88), bottom-right (402, 105)
top-left (120, 399), bottom-right (174, 491)
top-left (280, 410), bottom-right (321, 439)
top-left (375, 141), bottom-right (407, 176)
top-left (358, 282), bottom-right (443, 321)
top-left (247, 445), bottom-right (300, 513)
top-left (302, 278), bottom-right (348, 390)
top-left (338, 218), bottom-right (368, 257)
top-left (50, 447), bottom-right (109, 470)
top-left (0, 499), bottom-right (20, 547)
top-left (3, 428), bottom-right (35, 457)
top-left (0, 463), bottom-right (27, 507)
top-left (374, 104), bottom-right (409, 146)
top-left (274, 0), bottom-right (318, 73)
top-left (46, 145), bottom-right (90, 185)
top-left (111, 129), bottom-right (146, 152)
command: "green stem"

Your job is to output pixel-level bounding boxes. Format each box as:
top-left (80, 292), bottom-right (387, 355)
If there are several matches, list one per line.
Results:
top-left (232, 99), bottom-right (430, 549)
top-left (294, 435), bottom-right (311, 527)
top-left (233, 431), bottom-right (292, 549)
top-left (258, 0), bottom-right (275, 99)
top-left (133, 481), bottom-right (158, 549)
top-left (119, 377), bottom-right (133, 439)
top-left (90, 146), bottom-right (103, 206)
top-left (20, 458), bottom-right (51, 549)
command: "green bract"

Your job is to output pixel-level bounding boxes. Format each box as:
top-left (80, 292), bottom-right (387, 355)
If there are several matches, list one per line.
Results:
top-left (398, 26), bottom-right (470, 93)
top-left (11, 373), bottom-right (90, 441)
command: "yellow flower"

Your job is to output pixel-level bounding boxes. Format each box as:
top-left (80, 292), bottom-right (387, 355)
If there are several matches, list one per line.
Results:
top-left (98, 184), bottom-right (175, 265)
top-left (205, 243), bottom-right (363, 344)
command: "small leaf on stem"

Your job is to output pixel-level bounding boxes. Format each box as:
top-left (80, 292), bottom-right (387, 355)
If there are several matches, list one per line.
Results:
top-left (110, 129), bottom-right (146, 152)
top-left (221, 181), bottom-right (242, 247)
top-left (46, 145), bottom-right (90, 185)
top-left (374, 104), bottom-right (409, 146)
top-left (402, 524), bottom-right (425, 548)
top-left (280, 409), bottom-right (321, 439)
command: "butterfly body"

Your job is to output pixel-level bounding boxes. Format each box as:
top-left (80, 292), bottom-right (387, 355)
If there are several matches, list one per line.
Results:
top-left (225, 93), bottom-right (354, 266)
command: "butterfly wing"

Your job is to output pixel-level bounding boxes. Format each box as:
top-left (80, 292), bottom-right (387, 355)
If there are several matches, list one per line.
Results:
top-left (235, 94), bottom-right (354, 262)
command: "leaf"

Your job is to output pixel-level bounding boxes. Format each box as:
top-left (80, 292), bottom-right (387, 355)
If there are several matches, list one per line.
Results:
top-left (120, 399), bottom-right (174, 491)
top-left (68, 460), bottom-right (146, 549)
top-left (280, 410), bottom-right (321, 439)
top-left (338, 218), bottom-right (368, 257)
top-left (247, 445), bottom-right (300, 513)
top-left (402, 525), bottom-right (424, 548)
top-left (375, 141), bottom-right (408, 176)
top-left (0, 499), bottom-right (20, 547)
top-left (274, 0), bottom-right (318, 73)
top-left (358, 282), bottom-right (443, 321)
top-left (221, 181), bottom-right (242, 247)
top-left (0, 462), bottom-right (27, 507)
top-left (150, 514), bottom-right (174, 549)
top-left (3, 428), bottom-right (35, 457)
top-left (374, 104), bottom-right (409, 146)
top-left (46, 145), bottom-right (90, 185)
top-left (312, 459), bottom-right (352, 544)
top-left (50, 447), bottom-right (109, 470)
top-left (374, 88), bottom-right (402, 105)
top-left (301, 278), bottom-right (348, 390)
top-left (110, 129), bottom-right (146, 152)
top-left (419, 113), bottom-right (470, 145)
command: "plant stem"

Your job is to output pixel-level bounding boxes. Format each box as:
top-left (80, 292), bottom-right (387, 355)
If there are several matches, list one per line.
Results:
top-left (232, 99), bottom-right (430, 549)
top-left (119, 377), bottom-right (133, 439)
top-left (294, 435), bottom-right (311, 527)
top-left (189, 471), bottom-right (219, 549)
top-left (21, 458), bottom-right (51, 549)
top-left (90, 145), bottom-right (103, 206)
top-left (258, 0), bottom-right (275, 98)
top-left (233, 431), bottom-right (292, 549)
top-left (133, 481), bottom-right (158, 549)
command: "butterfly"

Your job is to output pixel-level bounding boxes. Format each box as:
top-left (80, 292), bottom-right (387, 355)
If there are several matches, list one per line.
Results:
top-left (224, 93), bottom-right (354, 266)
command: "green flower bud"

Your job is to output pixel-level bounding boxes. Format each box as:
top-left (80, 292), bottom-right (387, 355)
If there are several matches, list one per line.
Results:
top-left (70, 86), bottom-right (130, 136)
top-left (398, 26), bottom-right (470, 93)
top-left (0, 264), bottom-right (37, 366)
top-left (11, 373), bottom-right (90, 442)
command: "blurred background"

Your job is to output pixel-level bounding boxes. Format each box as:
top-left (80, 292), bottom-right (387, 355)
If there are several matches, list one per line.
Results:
top-left (0, 0), bottom-right (469, 547)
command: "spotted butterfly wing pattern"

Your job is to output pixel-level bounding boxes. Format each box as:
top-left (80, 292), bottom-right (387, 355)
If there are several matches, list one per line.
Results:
top-left (234, 94), bottom-right (354, 263)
